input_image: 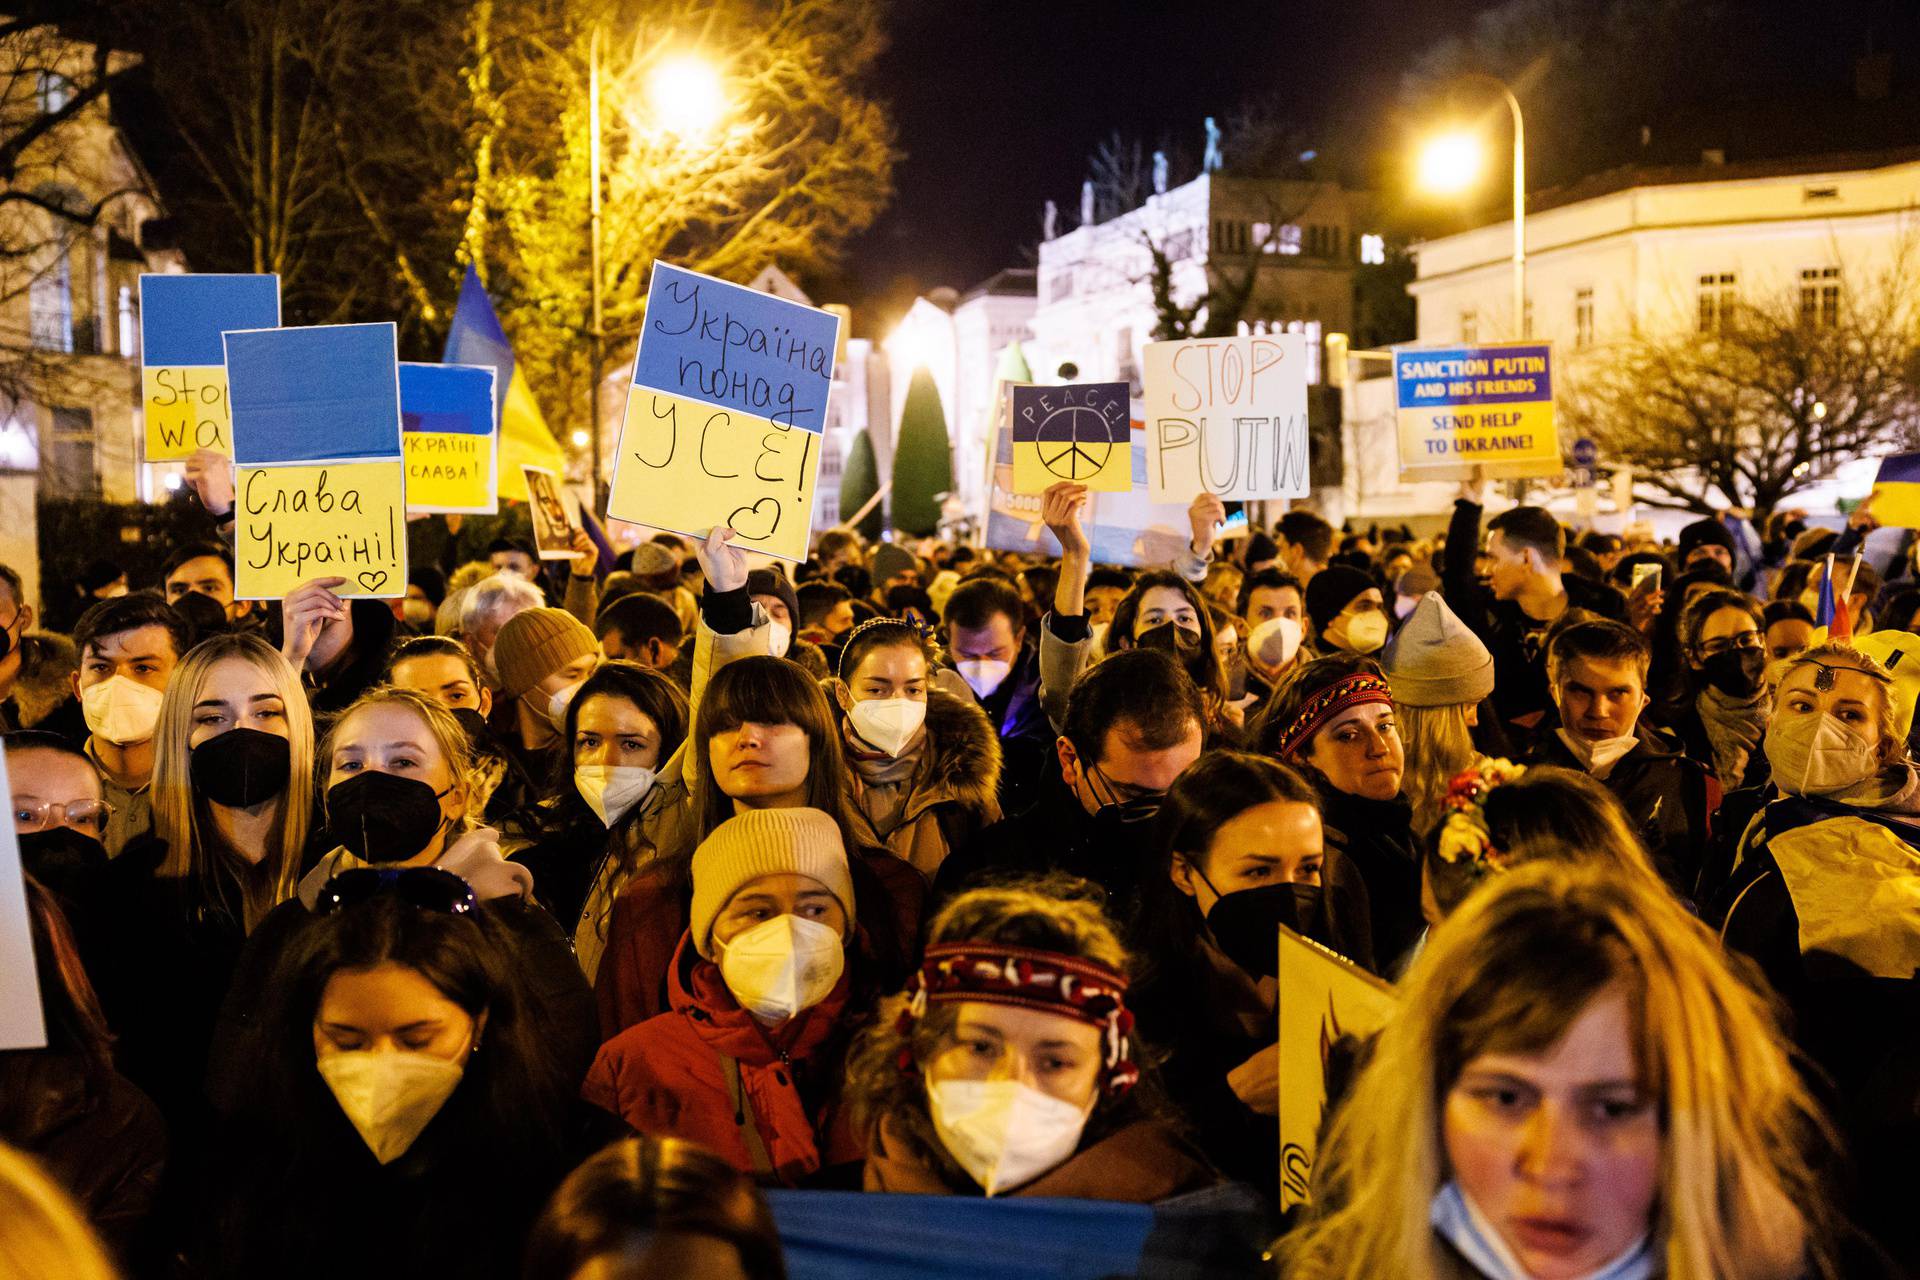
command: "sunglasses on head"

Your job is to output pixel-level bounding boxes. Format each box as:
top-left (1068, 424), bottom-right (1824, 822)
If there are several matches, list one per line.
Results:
top-left (313, 866), bottom-right (478, 917)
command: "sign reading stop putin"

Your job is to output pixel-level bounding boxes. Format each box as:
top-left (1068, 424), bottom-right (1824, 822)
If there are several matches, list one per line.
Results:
top-left (1142, 332), bottom-right (1310, 503)
top-left (1393, 342), bottom-right (1562, 481)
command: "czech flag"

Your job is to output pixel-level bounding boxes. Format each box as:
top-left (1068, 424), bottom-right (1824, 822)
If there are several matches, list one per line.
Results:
top-left (442, 265), bottom-right (566, 502)
top-left (1869, 450), bottom-right (1920, 528)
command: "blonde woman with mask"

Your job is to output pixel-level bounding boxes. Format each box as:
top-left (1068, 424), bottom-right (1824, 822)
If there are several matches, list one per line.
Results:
top-left (1279, 860), bottom-right (1850, 1280)
top-left (98, 633), bottom-right (314, 1148)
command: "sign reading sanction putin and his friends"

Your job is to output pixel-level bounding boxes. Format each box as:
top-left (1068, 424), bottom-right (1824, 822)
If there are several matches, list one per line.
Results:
top-left (1393, 342), bottom-right (1562, 481)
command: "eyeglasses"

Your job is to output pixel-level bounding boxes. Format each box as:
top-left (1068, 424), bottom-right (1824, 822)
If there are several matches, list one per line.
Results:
top-left (13, 798), bottom-right (114, 834)
top-left (312, 867), bottom-right (477, 917)
top-left (1696, 632), bottom-right (1763, 657)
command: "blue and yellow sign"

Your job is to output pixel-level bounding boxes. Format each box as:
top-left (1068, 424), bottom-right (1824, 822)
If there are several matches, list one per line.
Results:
top-left (1394, 342), bottom-right (1560, 481)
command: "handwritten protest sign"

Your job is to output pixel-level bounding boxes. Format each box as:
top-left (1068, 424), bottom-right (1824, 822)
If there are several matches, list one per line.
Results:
top-left (1142, 333), bottom-right (1310, 504)
top-left (138, 274), bottom-right (280, 460)
top-left (1011, 381), bottom-right (1132, 492)
top-left (1394, 343), bottom-right (1560, 481)
top-left (1276, 925), bottom-right (1396, 1213)
top-left (609, 264), bottom-right (840, 562)
top-left (226, 323), bottom-right (407, 599)
top-left (523, 466), bottom-right (577, 559)
top-left (402, 362), bottom-right (497, 514)
top-left (0, 751), bottom-right (46, 1050)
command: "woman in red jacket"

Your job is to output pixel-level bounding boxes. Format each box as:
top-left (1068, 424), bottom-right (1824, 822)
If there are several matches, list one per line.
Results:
top-left (582, 807), bottom-right (869, 1187)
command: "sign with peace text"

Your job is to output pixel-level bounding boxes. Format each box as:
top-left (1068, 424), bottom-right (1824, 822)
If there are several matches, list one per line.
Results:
top-left (1393, 342), bottom-right (1561, 481)
top-left (1142, 332), bottom-right (1311, 504)
top-left (1011, 381), bottom-right (1132, 492)
top-left (1276, 925), bottom-right (1397, 1213)
top-left (225, 323), bottom-right (407, 600)
top-left (401, 362), bottom-right (498, 514)
top-left (608, 263), bottom-right (840, 562)
top-left (138, 273), bottom-right (280, 460)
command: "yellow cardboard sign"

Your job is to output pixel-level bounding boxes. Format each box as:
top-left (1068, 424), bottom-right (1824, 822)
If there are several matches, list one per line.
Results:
top-left (1394, 343), bottom-right (1562, 481)
top-left (1010, 380), bottom-right (1133, 493)
top-left (143, 366), bottom-right (233, 460)
top-left (607, 389), bottom-right (820, 563)
top-left (233, 460), bottom-right (407, 600)
top-left (404, 431), bottom-right (492, 512)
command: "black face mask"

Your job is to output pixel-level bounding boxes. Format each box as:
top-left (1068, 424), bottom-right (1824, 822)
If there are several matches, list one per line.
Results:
top-left (1702, 646), bottom-right (1766, 697)
top-left (1135, 621), bottom-right (1209, 685)
top-left (449, 706), bottom-right (490, 745)
top-left (190, 728), bottom-right (292, 808)
top-left (20, 827), bottom-right (108, 901)
top-left (326, 771), bottom-right (450, 864)
top-left (1204, 881), bottom-right (1324, 979)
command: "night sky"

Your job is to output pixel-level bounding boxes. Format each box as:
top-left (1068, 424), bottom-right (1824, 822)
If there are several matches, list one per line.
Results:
top-left (844, 0), bottom-right (1515, 313)
top-left (841, 0), bottom-right (1919, 329)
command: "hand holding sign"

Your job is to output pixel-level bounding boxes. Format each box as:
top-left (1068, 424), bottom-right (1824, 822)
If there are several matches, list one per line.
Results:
top-left (697, 525), bottom-right (748, 595)
top-left (184, 448), bottom-right (236, 519)
top-left (1188, 491), bottom-right (1227, 559)
top-left (1227, 1041), bottom-right (1280, 1118)
top-left (1040, 482), bottom-right (1092, 560)
top-left (281, 577), bottom-right (354, 675)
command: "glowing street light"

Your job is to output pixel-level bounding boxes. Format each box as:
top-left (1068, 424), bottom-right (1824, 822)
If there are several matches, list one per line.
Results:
top-left (1416, 132), bottom-right (1484, 196)
top-left (648, 53), bottom-right (727, 138)
top-left (570, 428), bottom-right (591, 449)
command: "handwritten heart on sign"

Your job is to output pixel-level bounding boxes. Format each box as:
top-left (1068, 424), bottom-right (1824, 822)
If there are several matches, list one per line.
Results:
top-left (726, 498), bottom-right (782, 542)
top-left (357, 571), bottom-right (389, 594)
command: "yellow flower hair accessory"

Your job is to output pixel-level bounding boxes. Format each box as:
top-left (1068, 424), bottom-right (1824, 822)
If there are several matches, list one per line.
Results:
top-left (1436, 758), bottom-right (1528, 871)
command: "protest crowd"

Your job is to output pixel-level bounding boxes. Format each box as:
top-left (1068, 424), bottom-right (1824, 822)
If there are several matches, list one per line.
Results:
top-left (8, 445), bottom-right (1920, 1280)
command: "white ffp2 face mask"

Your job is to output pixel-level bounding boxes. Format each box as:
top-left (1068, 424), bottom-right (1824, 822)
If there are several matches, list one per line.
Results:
top-left (1556, 728), bottom-right (1639, 781)
top-left (956, 658), bottom-right (1013, 699)
top-left (1766, 712), bottom-right (1881, 796)
top-left (316, 1047), bottom-right (466, 1165)
top-left (768, 620), bottom-right (793, 658)
top-left (574, 763), bottom-right (657, 827)
top-left (81, 674), bottom-right (165, 746)
top-left (1338, 611), bottom-right (1390, 654)
top-left (545, 680), bottom-right (585, 729)
top-left (716, 913), bottom-right (845, 1023)
top-left (1249, 615), bottom-right (1302, 671)
top-left (926, 1077), bottom-right (1094, 1196)
top-left (849, 696), bottom-right (926, 757)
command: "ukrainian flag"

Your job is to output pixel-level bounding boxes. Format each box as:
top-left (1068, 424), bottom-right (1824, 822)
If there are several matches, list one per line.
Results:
top-left (1753, 796), bottom-right (1920, 979)
top-left (1869, 450), bottom-right (1920, 528)
top-left (442, 265), bottom-right (566, 502)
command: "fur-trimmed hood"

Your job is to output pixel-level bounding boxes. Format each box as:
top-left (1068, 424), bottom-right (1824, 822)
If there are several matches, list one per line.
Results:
top-left (822, 679), bottom-right (1002, 818)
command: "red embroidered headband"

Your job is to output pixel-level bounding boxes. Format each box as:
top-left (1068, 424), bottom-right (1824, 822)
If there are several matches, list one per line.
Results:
top-left (899, 942), bottom-right (1139, 1096)
top-left (1270, 673), bottom-right (1394, 760)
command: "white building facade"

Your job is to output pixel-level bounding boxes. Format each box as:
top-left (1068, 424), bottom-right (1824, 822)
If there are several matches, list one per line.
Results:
top-left (1339, 149), bottom-right (1920, 526)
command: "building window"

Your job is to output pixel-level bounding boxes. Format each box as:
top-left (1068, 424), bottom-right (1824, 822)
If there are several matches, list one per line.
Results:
top-left (1574, 288), bottom-right (1594, 349)
top-left (1799, 267), bottom-right (1841, 328)
top-left (1272, 223), bottom-right (1302, 255)
top-left (36, 72), bottom-right (71, 115)
top-left (1697, 272), bottom-right (1736, 333)
top-left (118, 284), bottom-right (136, 357)
top-left (1359, 233), bottom-right (1386, 265)
top-left (1212, 219), bottom-right (1249, 255)
top-left (44, 406), bottom-right (96, 496)
top-left (1460, 310), bottom-right (1478, 343)
top-left (1045, 269), bottom-right (1074, 303)
top-left (30, 247), bottom-right (73, 352)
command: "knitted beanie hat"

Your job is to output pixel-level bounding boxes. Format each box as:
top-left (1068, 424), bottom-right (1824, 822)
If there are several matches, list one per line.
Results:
top-left (1304, 565), bottom-right (1378, 641)
top-left (1380, 592), bottom-right (1494, 706)
top-left (1678, 517), bottom-right (1736, 558)
top-left (492, 607), bottom-right (597, 701)
top-left (746, 568), bottom-right (799, 624)
top-left (690, 807), bottom-right (856, 958)
top-left (871, 543), bottom-right (919, 586)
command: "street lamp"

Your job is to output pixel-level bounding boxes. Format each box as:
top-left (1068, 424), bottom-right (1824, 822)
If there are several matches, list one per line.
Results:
top-left (1415, 76), bottom-right (1527, 340)
top-left (586, 37), bottom-right (728, 508)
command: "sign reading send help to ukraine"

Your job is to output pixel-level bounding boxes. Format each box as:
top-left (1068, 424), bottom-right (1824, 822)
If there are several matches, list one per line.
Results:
top-left (1394, 342), bottom-right (1561, 481)
top-left (607, 263), bottom-right (840, 562)
top-left (225, 323), bottom-right (408, 600)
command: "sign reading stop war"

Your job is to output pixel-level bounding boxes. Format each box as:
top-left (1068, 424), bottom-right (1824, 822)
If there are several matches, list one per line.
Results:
top-left (609, 263), bottom-right (840, 562)
top-left (225, 323), bottom-right (407, 599)
top-left (138, 273), bottom-right (280, 460)
top-left (401, 361), bottom-right (498, 514)
top-left (1011, 381), bottom-right (1131, 492)
top-left (1276, 925), bottom-right (1397, 1213)
top-left (1394, 342), bottom-right (1561, 481)
top-left (1143, 333), bottom-right (1311, 503)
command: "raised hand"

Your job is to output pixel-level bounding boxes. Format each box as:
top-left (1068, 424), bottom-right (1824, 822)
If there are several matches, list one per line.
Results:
top-left (697, 525), bottom-right (747, 594)
top-left (280, 577), bottom-right (354, 675)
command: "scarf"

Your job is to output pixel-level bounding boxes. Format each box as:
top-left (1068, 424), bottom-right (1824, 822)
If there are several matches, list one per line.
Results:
top-left (1430, 1181), bottom-right (1654, 1280)
top-left (1695, 684), bottom-right (1768, 789)
top-left (842, 717), bottom-right (926, 835)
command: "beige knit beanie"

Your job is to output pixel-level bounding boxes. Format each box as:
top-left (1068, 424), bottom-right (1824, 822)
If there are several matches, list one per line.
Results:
top-left (492, 607), bottom-right (597, 701)
top-left (689, 807), bottom-right (856, 958)
top-left (1380, 591), bottom-right (1494, 706)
